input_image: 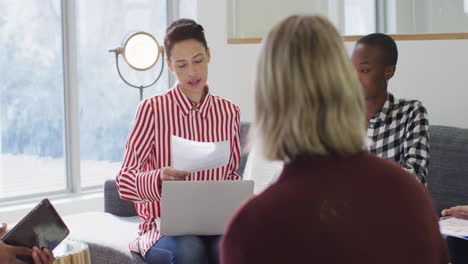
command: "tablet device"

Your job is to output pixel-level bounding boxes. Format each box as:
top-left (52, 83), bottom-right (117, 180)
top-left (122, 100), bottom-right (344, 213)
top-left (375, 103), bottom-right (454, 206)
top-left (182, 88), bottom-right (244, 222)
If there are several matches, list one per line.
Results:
top-left (160, 180), bottom-right (254, 236)
top-left (1, 198), bottom-right (70, 264)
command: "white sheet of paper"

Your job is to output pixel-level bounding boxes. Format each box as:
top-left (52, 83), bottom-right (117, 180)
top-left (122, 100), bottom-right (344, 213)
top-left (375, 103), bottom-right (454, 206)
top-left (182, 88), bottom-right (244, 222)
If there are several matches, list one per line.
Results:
top-left (171, 135), bottom-right (230, 172)
top-left (439, 218), bottom-right (468, 240)
top-left (243, 142), bottom-right (283, 194)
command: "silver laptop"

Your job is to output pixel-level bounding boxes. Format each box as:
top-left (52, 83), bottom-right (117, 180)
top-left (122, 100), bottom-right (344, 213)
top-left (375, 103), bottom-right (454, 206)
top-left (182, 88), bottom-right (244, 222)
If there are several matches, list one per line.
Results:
top-left (160, 180), bottom-right (254, 236)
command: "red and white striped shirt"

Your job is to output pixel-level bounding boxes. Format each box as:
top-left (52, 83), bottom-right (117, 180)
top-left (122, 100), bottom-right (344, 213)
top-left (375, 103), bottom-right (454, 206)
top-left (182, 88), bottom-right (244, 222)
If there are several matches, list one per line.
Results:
top-left (116, 84), bottom-right (241, 256)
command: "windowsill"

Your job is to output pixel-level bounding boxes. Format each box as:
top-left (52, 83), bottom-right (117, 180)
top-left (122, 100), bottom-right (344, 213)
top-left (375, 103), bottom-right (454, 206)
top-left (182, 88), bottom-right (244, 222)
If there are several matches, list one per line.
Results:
top-left (0, 190), bottom-right (104, 224)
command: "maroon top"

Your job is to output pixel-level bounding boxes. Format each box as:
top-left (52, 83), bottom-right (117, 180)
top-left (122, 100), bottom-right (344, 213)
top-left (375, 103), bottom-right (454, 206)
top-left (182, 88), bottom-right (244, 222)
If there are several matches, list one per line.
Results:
top-left (221, 151), bottom-right (448, 264)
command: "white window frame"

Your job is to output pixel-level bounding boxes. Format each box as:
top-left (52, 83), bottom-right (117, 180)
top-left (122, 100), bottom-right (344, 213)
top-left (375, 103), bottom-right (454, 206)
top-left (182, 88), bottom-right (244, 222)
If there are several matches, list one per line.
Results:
top-left (64, 0), bottom-right (178, 193)
top-left (63, 0), bottom-right (80, 194)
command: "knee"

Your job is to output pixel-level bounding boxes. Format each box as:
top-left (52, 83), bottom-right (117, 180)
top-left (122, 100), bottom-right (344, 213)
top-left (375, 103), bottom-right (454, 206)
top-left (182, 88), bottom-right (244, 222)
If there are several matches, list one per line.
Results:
top-left (174, 235), bottom-right (207, 263)
top-left (144, 248), bottom-right (172, 264)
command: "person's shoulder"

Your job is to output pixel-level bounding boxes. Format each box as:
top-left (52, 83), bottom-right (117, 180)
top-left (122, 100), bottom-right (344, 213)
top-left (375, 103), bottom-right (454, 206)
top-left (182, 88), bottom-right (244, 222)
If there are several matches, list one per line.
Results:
top-left (211, 94), bottom-right (240, 114)
top-left (135, 97), bottom-right (154, 112)
top-left (221, 194), bottom-right (269, 261)
top-left (363, 152), bottom-right (425, 189)
top-left (226, 191), bottom-right (276, 233)
top-left (365, 152), bottom-right (434, 213)
top-left (393, 95), bottom-right (427, 115)
top-left (140, 89), bottom-right (174, 108)
top-left (222, 192), bottom-right (276, 254)
top-left (362, 151), bottom-right (400, 170)
top-left (156, 88), bottom-right (174, 100)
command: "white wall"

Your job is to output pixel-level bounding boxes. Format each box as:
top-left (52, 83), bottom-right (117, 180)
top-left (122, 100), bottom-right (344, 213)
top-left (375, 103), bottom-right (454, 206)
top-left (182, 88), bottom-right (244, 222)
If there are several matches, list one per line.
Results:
top-left (198, 0), bottom-right (468, 128)
top-left (228, 0), bottom-right (468, 38)
top-left (386, 0), bottom-right (468, 34)
top-left (197, 0), bottom-right (260, 123)
top-left (232, 0), bottom-right (330, 38)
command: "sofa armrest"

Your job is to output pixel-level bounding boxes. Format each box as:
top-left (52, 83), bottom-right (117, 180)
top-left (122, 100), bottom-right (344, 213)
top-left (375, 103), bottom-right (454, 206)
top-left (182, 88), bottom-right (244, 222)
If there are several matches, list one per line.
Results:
top-left (235, 122), bottom-right (251, 177)
top-left (104, 179), bottom-right (138, 217)
top-left (428, 125), bottom-right (468, 215)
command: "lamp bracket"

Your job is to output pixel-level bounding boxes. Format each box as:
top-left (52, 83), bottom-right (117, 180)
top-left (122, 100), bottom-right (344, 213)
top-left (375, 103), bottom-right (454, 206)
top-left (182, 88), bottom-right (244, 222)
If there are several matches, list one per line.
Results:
top-left (110, 50), bottom-right (165, 101)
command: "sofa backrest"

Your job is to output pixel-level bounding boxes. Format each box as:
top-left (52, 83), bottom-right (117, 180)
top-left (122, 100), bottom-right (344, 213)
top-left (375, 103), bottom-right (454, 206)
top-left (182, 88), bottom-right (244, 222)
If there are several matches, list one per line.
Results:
top-left (236, 123), bottom-right (468, 216)
top-left (105, 123), bottom-right (468, 218)
top-left (427, 125), bottom-right (468, 215)
top-left (235, 122), bottom-right (251, 176)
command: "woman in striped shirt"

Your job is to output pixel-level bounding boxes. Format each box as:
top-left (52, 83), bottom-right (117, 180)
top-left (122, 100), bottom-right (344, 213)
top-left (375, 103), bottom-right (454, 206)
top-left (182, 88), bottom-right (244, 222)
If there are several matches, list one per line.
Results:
top-left (116, 19), bottom-right (241, 264)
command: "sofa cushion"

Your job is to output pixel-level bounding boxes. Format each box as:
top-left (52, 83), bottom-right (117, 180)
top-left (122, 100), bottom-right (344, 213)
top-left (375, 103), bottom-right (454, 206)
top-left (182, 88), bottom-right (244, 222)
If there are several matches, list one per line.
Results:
top-left (64, 212), bottom-right (142, 264)
top-left (427, 125), bottom-right (468, 215)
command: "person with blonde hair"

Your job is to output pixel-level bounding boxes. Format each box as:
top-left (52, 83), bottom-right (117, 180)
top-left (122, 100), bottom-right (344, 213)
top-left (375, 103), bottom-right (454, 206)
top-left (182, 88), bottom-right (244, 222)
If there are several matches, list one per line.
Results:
top-left (220, 15), bottom-right (447, 264)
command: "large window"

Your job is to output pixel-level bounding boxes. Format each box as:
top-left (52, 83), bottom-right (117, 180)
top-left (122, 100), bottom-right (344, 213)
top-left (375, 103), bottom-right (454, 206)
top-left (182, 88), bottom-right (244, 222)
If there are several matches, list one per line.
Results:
top-left (0, 0), bottom-right (173, 201)
top-left (179, 0), bottom-right (197, 20)
top-left (0, 0), bottom-right (66, 200)
top-left (344, 0), bottom-right (376, 35)
top-left (76, 0), bottom-right (169, 188)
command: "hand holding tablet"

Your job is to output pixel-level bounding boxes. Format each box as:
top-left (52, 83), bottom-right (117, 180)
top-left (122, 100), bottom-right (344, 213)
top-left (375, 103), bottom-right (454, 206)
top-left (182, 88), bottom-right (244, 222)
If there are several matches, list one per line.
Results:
top-left (1, 198), bottom-right (69, 264)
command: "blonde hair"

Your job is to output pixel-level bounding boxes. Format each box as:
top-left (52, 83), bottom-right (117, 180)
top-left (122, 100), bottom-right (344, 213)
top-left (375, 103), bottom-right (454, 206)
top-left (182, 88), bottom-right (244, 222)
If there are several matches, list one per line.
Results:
top-left (252, 15), bottom-right (366, 162)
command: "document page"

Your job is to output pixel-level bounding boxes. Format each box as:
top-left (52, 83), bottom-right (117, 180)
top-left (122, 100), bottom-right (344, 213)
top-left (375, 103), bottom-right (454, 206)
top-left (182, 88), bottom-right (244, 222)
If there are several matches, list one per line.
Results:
top-left (439, 218), bottom-right (468, 240)
top-left (171, 135), bottom-right (230, 172)
top-left (243, 142), bottom-right (283, 194)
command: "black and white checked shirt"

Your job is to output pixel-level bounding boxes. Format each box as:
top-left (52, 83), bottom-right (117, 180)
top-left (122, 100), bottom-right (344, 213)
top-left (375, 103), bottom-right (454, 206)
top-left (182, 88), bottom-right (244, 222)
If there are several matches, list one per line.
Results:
top-left (367, 93), bottom-right (429, 184)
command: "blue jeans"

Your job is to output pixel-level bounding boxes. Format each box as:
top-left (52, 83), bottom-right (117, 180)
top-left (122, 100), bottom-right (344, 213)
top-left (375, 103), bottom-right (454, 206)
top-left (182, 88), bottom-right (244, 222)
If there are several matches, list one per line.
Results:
top-left (141, 235), bottom-right (221, 264)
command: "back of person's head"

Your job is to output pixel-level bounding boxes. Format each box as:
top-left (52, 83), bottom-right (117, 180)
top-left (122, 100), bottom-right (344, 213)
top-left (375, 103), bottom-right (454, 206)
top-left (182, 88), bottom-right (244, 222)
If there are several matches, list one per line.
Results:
top-left (252, 15), bottom-right (366, 162)
top-left (164, 18), bottom-right (208, 59)
top-left (356, 33), bottom-right (398, 66)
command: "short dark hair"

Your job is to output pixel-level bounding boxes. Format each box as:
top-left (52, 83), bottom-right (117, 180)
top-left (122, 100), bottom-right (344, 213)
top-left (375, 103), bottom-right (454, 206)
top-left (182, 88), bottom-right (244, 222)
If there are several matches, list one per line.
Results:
top-left (164, 18), bottom-right (208, 59)
top-left (357, 33), bottom-right (398, 66)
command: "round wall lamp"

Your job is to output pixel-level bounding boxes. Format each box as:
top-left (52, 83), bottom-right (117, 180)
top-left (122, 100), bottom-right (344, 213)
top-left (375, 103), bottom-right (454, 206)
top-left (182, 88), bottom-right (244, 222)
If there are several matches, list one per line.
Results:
top-left (109, 32), bottom-right (165, 101)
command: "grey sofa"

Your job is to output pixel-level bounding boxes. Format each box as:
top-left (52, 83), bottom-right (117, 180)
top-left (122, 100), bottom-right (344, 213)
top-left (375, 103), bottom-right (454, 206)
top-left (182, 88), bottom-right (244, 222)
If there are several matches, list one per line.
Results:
top-left (64, 123), bottom-right (468, 264)
top-left (427, 125), bottom-right (468, 214)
